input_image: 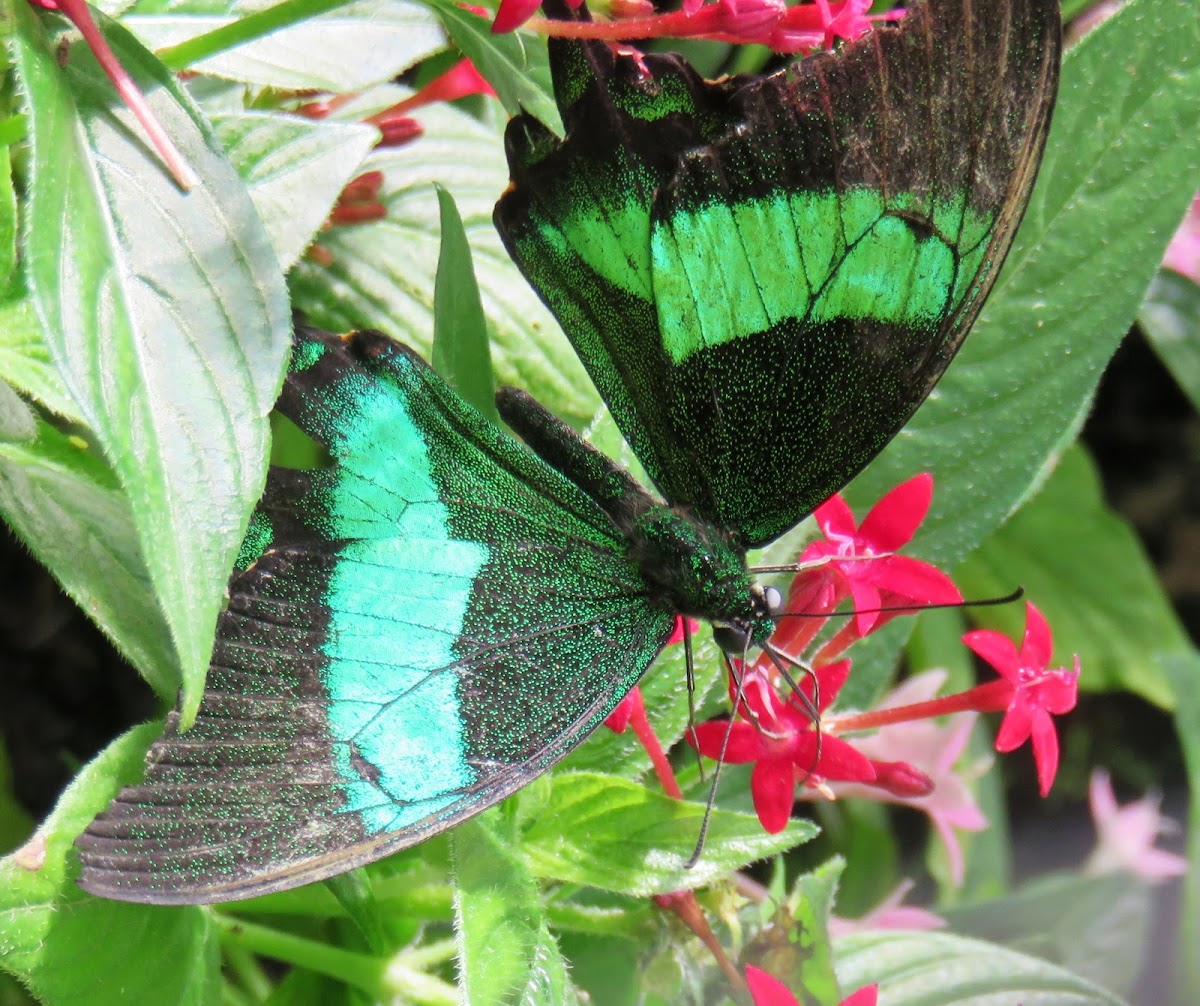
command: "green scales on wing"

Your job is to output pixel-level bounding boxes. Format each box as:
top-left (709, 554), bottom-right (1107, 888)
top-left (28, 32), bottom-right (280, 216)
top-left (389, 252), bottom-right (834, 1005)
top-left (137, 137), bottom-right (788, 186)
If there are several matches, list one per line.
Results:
top-left (76, 0), bottom-right (1060, 903)
top-left (495, 0), bottom-right (1060, 545)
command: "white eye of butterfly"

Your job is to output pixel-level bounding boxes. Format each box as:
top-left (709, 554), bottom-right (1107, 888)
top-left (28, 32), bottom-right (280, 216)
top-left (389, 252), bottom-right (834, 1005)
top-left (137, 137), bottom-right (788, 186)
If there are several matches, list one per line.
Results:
top-left (764, 586), bottom-right (783, 618)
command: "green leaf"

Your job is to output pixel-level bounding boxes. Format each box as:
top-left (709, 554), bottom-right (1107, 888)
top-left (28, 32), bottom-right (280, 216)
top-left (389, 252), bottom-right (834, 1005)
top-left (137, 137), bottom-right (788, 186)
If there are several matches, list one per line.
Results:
top-left (835, 931), bottom-right (1129, 1006)
top-left (519, 772), bottom-right (815, 896)
top-left (956, 444), bottom-right (1183, 707)
top-left (0, 291), bottom-right (81, 423)
top-left (432, 184), bottom-right (498, 424)
top-left (0, 378), bottom-right (34, 443)
top-left (941, 872), bottom-right (1152, 999)
top-left (321, 873), bottom-right (387, 955)
top-left (790, 863), bottom-right (842, 1005)
top-left (1139, 269), bottom-right (1200, 414)
top-left (0, 148), bottom-right (16, 291)
top-left (422, 0), bottom-right (561, 135)
top-left (289, 100), bottom-right (595, 426)
top-left (742, 861), bottom-right (842, 1005)
top-left (0, 725), bottom-right (220, 1006)
top-left (13, 5), bottom-right (291, 719)
top-left (452, 814), bottom-right (580, 1006)
top-left (0, 410), bottom-right (178, 697)
top-left (842, 0), bottom-right (1200, 698)
top-left (212, 111), bottom-right (379, 271)
top-left (124, 0), bottom-right (445, 90)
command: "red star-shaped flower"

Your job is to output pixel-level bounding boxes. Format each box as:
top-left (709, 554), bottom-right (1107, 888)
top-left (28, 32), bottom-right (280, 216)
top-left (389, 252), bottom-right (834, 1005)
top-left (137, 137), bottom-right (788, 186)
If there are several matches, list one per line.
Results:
top-left (798, 473), bottom-right (962, 642)
top-left (689, 662), bottom-right (875, 833)
top-left (962, 602), bottom-right (1080, 796)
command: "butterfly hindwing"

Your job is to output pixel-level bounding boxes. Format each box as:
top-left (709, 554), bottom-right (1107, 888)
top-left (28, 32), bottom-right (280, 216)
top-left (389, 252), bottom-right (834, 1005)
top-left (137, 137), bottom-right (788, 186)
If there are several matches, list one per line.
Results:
top-left (495, 0), bottom-right (1060, 546)
top-left (76, 328), bottom-right (674, 903)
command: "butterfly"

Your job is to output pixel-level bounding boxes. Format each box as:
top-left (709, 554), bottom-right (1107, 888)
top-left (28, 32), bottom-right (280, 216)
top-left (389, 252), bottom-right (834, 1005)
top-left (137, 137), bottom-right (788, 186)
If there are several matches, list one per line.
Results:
top-left (76, 0), bottom-right (1061, 903)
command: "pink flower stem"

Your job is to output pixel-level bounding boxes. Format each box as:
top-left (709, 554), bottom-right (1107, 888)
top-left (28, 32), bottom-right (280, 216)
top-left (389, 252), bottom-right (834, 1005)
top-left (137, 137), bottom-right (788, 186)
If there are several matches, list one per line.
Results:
top-left (829, 680), bottom-right (1011, 733)
top-left (51, 0), bottom-right (198, 189)
top-left (629, 697), bottom-right (684, 799)
top-left (652, 891), bottom-right (745, 990)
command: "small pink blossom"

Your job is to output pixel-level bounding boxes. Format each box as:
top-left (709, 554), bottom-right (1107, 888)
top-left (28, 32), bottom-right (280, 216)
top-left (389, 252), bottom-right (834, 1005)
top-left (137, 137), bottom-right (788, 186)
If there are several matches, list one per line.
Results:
top-left (828, 879), bottom-right (946, 938)
top-left (1083, 769), bottom-right (1187, 883)
top-left (326, 171), bottom-right (387, 227)
top-left (1163, 194), bottom-right (1200, 287)
top-left (494, 0), bottom-right (896, 55)
top-left (820, 671), bottom-right (988, 884)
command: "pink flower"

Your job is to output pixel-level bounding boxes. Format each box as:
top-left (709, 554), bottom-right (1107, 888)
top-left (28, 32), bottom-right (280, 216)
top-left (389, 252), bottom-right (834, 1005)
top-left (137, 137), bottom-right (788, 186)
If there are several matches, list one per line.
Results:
top-left (689, 662), bottom-right (876, 833)
top-left (745, 966), bottom-right (799, 1006)
top-left (827, 879), bottom-right (945, 938)
top-left (962, 602), bottom-right (1080, 796)
top-left (494, 0), bottom-right (582, 33)
top-left (301, 58), bottom-right (495, 151)
top-left (1083, 769), bottom-right (1187, 883)
top-left (1164, 194), bottom-right (1200, 287)
top-left (326, 171), bottom-right (387, 227)
top-left (818, 671), bottom-right (987, 883)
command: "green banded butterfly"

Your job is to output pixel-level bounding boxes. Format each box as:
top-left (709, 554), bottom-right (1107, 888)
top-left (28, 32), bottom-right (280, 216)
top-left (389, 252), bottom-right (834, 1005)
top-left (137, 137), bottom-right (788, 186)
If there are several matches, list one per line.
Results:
top-left (77, 0), bottom-right (1060, 902)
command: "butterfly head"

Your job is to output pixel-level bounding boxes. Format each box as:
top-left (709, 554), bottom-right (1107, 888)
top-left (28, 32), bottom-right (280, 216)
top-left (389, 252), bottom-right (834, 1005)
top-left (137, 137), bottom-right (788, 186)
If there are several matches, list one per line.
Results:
top-left (627, 505), bottom-right (776, 652)
top-left (711, 583), bottom-right (782, 656)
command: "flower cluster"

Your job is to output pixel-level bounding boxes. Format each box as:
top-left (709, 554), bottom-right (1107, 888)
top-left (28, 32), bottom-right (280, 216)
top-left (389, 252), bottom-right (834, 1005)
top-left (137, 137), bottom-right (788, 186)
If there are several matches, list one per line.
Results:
top-left (614, 474), bottom-right (1081, 872)
top-left (495, 0), bottom-right (897, 54)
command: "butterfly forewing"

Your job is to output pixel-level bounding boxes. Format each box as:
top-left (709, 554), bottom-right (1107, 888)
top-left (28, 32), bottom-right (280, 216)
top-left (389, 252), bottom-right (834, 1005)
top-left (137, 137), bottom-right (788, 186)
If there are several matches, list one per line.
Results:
top-left (76, 329), bottom-right (674, 903)
top-left (495, 0), bottom-right (1061, 546)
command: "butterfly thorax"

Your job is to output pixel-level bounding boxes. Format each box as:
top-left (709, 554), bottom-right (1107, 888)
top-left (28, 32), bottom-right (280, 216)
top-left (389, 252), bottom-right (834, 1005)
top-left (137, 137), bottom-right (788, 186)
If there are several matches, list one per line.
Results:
top-left (495, 386), bottom-right (775, 649)
top-left (626, 506), bottom-right (774, 650)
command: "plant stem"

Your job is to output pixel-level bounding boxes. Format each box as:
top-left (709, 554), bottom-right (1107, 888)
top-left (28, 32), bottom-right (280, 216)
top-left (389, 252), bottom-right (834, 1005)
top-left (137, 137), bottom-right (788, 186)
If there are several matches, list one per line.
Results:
top-left (213, 914), bottom-right (390, 999)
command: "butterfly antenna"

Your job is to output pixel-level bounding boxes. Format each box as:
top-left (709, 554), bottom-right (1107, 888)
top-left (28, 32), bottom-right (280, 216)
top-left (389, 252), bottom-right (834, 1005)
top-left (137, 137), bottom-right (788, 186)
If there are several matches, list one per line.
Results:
top-left (763, 642), bottom-right (822, 784)
top-left (769, 586), bottom-right (1026, 625)
top-left (685, 648), bottom-right (749, 869)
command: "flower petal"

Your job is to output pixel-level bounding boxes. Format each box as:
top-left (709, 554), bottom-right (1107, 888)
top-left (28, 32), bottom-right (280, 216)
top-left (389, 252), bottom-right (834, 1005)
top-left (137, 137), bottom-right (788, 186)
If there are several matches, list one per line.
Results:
top-left (814, 492), bottom-right (857, 540)
top-left (751, 759), bottom-right (797, 833)
top-left (811, 734), bottom-right (876, 783)
top-left (839, 985), bottom-right (879, 1006)
top-left (858, 472), bottom-right (932, 551)
top-left (745, 965), bottom-right (801, 1006)
top-left (492, 0), bottom-right (542, 33)
top-left (603, 687), bottom-right (641, 733)
top-left (688, 720), bottom-right (761, 763)
top-left (1030, 707), bottom-right (1060, 796)
top-left (994, 696), bottom-right (1034, 751)
top-left (1020, 601), bottom-right (1054, 669)
top-left (962, 627), bottom-right (1020, 679)
top-left (869, 555), bottom-right (962, 605)
top-left (848, 576), bottom-right (882, 635)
